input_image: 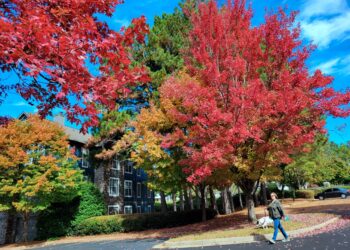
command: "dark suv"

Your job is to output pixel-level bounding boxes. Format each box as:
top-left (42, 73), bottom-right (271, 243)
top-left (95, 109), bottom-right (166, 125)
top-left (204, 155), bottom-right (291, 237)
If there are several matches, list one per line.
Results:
top-left (315, 188), bottom-right (350, 200)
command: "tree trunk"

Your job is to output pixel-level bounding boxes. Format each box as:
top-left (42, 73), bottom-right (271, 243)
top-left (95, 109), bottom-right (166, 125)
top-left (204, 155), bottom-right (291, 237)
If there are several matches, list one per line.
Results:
top-left (160, 191), bottom-right (168, 214)
top-left (172, 192), bottom-right (177, 212)
top-left (179, 189), bottom-right (185, 211)
top-left (238, 188), bottom-right (243, 209)
top-left (208, 186), bottom-right (217, 211)
top-left (199, 184), bottom-right (206, 221)
top-left (23, 212), bottom-right (29, 242)
top-left (281, 184), bottom-right (285, 200)
top-left (221, 187), bottom-right (232, 214)
top-left (227, 189), bottom-right (235, 212)
top-left (261, 182), bottom-right (268, 205)
top-left (5, 211), bottom-right (16, 244)
top-left (183, 187), bottom-right (190, 211)
top-left (189, 187), bottom-right (194, 210)
top-left (246, 194), bottom-right (256, 222)
top-left (195, 187), bottom-right (200, 209)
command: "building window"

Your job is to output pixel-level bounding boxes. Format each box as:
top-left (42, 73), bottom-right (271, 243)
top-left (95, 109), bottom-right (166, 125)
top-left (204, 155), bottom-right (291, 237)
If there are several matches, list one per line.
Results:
top-left (108, 205), bottom-right (120, 215)
top-left (137, 182), bottom-right (141, 198)
top-left (124, 205), bottom-right (133, 214)
top-left (124, 180), bottom-right (133, 197)
top-left (137, 168), bottom-right (141, 176)
top-left (82, 148), bottom-right (89, 168)
top-left (147, 188), bottom-right (152, 199)
top-left (83, 175), bottom-right (89, 182)
top-left (147, 205), bottom-right (152, 213)
top-left (137, 206), bottom-right (141, 214)
top-left (125, 161), bottom-right (133, 174)
top-left (112, 156), bottom-right (121, 171)
top-left (109, 177), bottom-right (119, 197)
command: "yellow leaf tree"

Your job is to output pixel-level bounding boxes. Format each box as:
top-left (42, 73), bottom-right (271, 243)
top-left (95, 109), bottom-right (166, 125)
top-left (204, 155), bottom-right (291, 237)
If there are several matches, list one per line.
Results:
top-left (0, 115), bottom-right (83, 242)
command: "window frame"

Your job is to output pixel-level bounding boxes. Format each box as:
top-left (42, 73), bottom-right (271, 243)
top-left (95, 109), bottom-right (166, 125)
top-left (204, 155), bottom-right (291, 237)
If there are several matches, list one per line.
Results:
top-left (124, 180), bottom-right (133, 197)
top-left (108, 205), bottom-right (120, 215)
top-left (124, 205), bottom-right (133, 214)
top-left (137, 206), bottom-right (141, 214)
top-left (112, 155), bottom-right (121, 171)
top-left (124, 161), bottom-right (133, 174)
top-left (109, 177), bottom-right (120, 197)
top-left (81, 148), bottom-right (89, 168)
top-left (147, 205), bottom-right (152, 213)
top-left (137, 182), bottom-right (141, 198)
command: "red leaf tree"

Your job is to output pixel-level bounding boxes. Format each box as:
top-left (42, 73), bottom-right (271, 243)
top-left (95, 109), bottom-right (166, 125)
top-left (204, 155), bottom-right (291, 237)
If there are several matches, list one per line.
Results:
top-left (0, 0), bottom-right (149, 131)
top-left (160, 0), bottom-right (350, 221)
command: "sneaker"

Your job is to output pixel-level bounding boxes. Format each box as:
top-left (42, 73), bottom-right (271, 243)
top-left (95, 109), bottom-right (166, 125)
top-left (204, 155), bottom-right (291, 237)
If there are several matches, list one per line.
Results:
top-left (269, 239), bottom-right (276, 244)
top-left (282, 238), bottom-right (290, 242)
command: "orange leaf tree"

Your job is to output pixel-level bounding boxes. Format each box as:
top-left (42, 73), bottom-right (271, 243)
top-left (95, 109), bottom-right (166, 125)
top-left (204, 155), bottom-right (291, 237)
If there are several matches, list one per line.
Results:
top-left (0, 115), bottom-right (83, 241)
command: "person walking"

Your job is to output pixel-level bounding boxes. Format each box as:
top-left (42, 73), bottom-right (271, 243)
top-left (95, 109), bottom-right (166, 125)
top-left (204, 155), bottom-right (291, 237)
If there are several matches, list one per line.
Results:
top-left (266, 192), bottom-right (289, 244)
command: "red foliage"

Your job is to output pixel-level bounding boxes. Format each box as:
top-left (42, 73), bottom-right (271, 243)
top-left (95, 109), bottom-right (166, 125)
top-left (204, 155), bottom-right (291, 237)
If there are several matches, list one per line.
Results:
top-left (160, 0), bottom-right (350, 183)
top-left (0, 0), bottom-right (149, 131)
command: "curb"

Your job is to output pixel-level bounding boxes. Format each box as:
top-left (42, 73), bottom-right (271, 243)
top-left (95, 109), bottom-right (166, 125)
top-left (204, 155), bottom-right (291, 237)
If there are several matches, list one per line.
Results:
top-left (154, 216), bottom-right (340, 249)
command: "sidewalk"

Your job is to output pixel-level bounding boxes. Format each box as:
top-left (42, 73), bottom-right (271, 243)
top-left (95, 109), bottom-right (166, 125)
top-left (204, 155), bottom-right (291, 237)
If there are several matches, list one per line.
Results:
top-left (154, 217), bottom-right (339, 249)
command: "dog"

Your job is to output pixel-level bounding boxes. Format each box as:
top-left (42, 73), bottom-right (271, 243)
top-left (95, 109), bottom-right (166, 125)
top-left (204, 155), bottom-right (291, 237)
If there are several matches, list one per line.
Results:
top-left (256, 216), bottom-right (273, 229)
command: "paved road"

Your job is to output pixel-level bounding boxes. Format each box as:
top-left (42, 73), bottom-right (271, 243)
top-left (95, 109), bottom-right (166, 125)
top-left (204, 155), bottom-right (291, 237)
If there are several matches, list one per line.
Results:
top-left (31, 226), bottom-right (350, 250)
top-left (32, 238), bottom-right (165, 250)
top-left (170, 225), bottom-right (350, 250)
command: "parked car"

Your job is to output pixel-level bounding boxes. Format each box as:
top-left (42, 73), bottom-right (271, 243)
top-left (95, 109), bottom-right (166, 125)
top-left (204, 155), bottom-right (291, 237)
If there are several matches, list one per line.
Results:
top-left (315, 188), bottom-right (350, 200)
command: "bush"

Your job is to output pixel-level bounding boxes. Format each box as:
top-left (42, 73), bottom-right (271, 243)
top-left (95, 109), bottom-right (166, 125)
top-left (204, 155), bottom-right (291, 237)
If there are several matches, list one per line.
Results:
top-left (295, 190), bottom-right (315, 199)
top-left (74, 209), bottom-right (217, 236)
top-left (37, 182), bottom-right (105, 239)
top-left (71, 182), bottom-right (106, 227)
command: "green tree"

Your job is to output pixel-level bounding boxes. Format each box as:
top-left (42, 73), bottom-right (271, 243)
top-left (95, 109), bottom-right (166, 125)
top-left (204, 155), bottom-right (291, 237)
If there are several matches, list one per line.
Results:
top-left (284, 136), bottom-right (350, 188)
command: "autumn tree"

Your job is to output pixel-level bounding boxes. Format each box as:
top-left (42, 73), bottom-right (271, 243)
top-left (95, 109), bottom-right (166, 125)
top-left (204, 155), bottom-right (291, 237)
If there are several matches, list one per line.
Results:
top-left (0, 0), bottom-right (149, 131)
top-left (0, 115), bottom-right (83, 242)
top-left (159, 0), bottom-right (350, 222)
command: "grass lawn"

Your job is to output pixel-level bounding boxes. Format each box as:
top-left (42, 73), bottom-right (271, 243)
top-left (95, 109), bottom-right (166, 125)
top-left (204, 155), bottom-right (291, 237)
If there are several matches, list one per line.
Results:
top-left (168, 220), bottom-right (304, 242)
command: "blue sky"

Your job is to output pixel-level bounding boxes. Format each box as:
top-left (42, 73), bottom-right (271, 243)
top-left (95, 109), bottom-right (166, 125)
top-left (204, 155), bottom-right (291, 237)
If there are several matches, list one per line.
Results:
top-left (1, 0), bottom-right (350, 144)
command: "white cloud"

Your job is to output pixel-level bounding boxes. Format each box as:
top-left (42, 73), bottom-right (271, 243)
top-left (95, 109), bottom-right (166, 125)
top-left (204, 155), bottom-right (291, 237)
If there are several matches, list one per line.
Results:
top-left (300, 0), bottom-right (347, 19)
top-left (312, 58), bottom-right (340, 75)
top-left (299, 0), bottom-right (350, 49)
top-left (114, 19), bottom-right (130, 27)
top-left (313, 55), bottom-right (350, 76)
top-left (12, 101), bottom-right (29, 107)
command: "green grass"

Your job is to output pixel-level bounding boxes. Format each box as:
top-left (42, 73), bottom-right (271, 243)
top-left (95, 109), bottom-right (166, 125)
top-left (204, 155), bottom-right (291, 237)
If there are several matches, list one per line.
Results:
top-left (169, 221), bottom-right (305, 242)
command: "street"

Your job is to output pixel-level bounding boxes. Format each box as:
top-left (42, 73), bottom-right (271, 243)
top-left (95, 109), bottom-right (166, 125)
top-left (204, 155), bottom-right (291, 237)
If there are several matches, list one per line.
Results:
top-left (30, 225), bottom-right (350, 250)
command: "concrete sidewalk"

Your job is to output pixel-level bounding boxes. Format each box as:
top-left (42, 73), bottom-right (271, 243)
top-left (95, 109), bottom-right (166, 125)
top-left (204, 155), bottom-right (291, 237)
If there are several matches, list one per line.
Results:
top-left (154, 217), bottom-right (339, 249)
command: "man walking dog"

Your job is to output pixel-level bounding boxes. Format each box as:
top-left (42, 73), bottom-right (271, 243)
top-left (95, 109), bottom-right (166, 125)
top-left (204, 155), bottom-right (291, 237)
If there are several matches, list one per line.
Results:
top-left (266, 192), bottom-right (289, 244)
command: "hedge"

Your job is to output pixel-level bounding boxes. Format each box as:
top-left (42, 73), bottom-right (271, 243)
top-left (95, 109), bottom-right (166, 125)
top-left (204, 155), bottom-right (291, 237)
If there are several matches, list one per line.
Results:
top-left (74, 209), bottom-right (217, 235)
top-left (37, 182), bottom-right (105, 239)
top-left (295, 190), bottom-right (315, 199)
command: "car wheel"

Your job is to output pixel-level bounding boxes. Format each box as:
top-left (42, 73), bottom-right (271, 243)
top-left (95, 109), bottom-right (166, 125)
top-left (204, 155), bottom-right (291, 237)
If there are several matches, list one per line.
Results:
top-left (319, 196), bottom-right (324, 200)
top-left (341, 194), bottom-right (346, 199)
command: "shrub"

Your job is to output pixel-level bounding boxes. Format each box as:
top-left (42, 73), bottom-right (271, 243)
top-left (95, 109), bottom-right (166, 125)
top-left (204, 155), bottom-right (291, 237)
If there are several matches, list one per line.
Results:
top-left (74, 209), bottom-right (217, 235)
top-left (37, 182), bottom-right (105, 239)
top-left (71, 182), bottom-right (106, 227)
top-left (295, 190), bottom-right (315, 199)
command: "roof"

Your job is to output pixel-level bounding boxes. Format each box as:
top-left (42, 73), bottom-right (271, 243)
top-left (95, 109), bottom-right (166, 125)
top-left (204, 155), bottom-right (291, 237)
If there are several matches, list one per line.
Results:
top-left (62, 125), bottom-right (91, 144)
top-left (18, 112), bottom-right (91, 145)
